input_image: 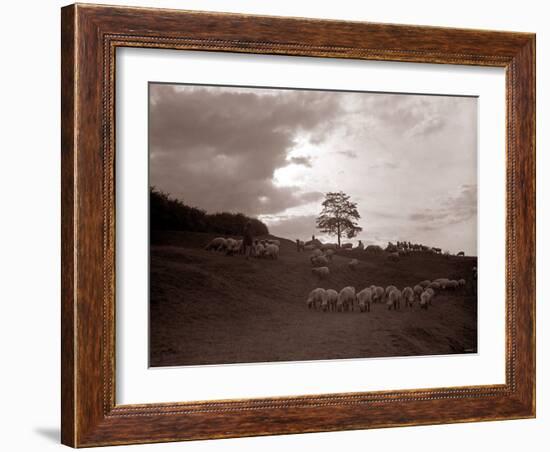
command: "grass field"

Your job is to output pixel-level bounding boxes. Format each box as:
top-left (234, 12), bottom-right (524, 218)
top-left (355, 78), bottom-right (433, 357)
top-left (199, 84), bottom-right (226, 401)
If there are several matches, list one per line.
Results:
top-left (150, 231), bottom-right (477, 367)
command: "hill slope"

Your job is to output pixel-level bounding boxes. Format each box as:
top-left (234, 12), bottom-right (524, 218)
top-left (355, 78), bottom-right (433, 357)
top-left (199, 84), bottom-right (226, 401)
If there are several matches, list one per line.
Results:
top-left (150, 231), bottom-right (477, 366)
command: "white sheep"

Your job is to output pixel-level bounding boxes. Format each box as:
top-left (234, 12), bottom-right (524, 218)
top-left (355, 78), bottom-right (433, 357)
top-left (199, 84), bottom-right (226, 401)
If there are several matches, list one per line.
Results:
top-left (337, 286), bottom-right (356, 312)
top-left (341, 243), bottom-right (353, 250)
top-left (357, 288), bottom-right (373, 312)
top-left (311, 266), bottom-right (330, 279)
top-left (435, 278), bottom-right (450, 289)
top-left (264, 243), bottom-right (279, 259)
top-left (311, 255), bottom-right (329, 267)
top-left (370, 285), bottom-right (385, 303)
top-left (303, 244), bottom-right (316, 251)
top-left (235, 239), bottom-right (243, 253)
top-left (326, 289), bottom-right (339, 312)
top-left (267, 239), bottom-right (281, 247)
top-left (413, 284), bottom-right (424, 300)
top-left (254, 242), bottom-right (265, 257)
top-left (310, 249), bottom-right (323, 259)
top-left (458, 278), bottom-right (466, 287)
top-left (420, 291), bottom-right (431, 310)
top-left (348, 258), bottom-right (359, 270)
top-left (448, 280), bottom-right (459, 290)
top-left (325, 249), bottom-right (335, 261)
top-left (320, 294), bottom-right (329, 311)
top-left (387, 288), bottom-right (401, 310)
top-left (385, 285), bottom-right (398, 302)
top-left (226, 238), bottom-right (242, 255)
top-left (306, 288), bottom-right (326, 310)
top-left (402, 286), bottom-right (414, 308)
top-left (225, 238), bottom-right (238, 253)
top-left (205, 237), bottom-right (227, 252)
top-left (428, 281), bottom-right (441, 290)
top-left (419, 280), bottom-right (431, 288)
top-left (425, 288), bottom-right (435, 305)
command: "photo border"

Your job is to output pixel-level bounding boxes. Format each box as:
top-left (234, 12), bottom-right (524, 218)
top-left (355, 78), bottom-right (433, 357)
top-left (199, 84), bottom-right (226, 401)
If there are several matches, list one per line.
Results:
top-left (61, 4), bottom-right (535, 447)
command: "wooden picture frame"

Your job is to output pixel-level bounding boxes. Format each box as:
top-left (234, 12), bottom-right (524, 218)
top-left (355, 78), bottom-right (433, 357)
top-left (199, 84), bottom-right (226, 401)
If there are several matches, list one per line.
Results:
top-left (61, 3), bottom-right (535, 447)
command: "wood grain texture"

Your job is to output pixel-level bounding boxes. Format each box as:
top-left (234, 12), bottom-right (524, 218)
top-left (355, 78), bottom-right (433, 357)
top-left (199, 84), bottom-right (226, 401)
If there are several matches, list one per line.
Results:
top-left (60, 3), bottom-right (536, 447)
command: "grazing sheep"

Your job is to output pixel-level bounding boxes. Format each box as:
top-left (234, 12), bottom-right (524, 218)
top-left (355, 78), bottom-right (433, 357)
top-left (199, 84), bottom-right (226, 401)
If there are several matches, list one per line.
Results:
top-left (326, 289), bottom-right (339, 312)
top-left (434, 278), bottom-right (450, 289)
top-left (341, 243), bottom-right (353, 250)
top-left (348, 258), bottom-right (359, 270)
top-left (419, 280), bottom-right (431, 288)
top-left (426, 287), bottom-right (435, 298)
top-left (235, 239), bottom-right (244, 254)
top-left (448, 280), bottom-right (459, 290)
top-left (373, 286), bottom-right (385, 303)
top-left (264, 244), bottom-right (279, 259)
top-left (369, 285), bottom-right (385, 303)
top-left (267, 239), bottom-right (280, 247)
top-left (311, 255), bottom-right (329, 267)
top-left (306, 288), bottom-right (326, 310)
top-left (309, 249), bottom-right (323, 263)
top-left (325, 249), bottom-right (335, 261)
top-left (457, 251), bottom-right (465, 256)
top-left (402, 287), bottom-right (415, 308)
top-left (387, 288), bottom-right (401, 310)
top-left (337, 286), bottom-right (356, 312)
top-left (321, 243), bottom-right (338, 251)
top-left (420, 291), bottom-right (431, 310)
top-left (428, 281), bottom-right (441, 290)
top-left (311, 266), bottom-right (330, 279)
top-left (311, 248), bottom-right (323, 257)
top-left (458, 278), bottom-right (466, 287)
top-left (224, 238), bottom-right (238, 253)
top-left (205, 237), bottom-right (227, 252)
top-left (357, 288), bottom-right (373, 312)
top-left (387, 252), bottom-right (400, 262)
top-left (303, 244), bottom-right (316, 251)
top-left (320, 294), bottom-right (329, 312)
top-left (254, 242), bottom-right (265, 257)
top-left (365, 245), bottom-right (383, 255)
top-left (385, 285), bottom-right (398, 302)
top-left (413, 284), bottom-right (424, 300)
top-left (225, 238), bottom-right (242, 255)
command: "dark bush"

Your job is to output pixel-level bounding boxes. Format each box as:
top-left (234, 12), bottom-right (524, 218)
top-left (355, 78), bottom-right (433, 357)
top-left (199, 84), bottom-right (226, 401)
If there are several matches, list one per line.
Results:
top-left (150, 187), bottom-right (269, 236)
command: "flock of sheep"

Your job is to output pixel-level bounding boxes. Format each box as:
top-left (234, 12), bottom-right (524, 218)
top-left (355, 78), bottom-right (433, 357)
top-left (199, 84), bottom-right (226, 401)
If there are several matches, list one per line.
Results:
top-left (307, 278), bottom-right (467, 313)
top-left (309, 247), bottom-right (363, 279)
top-left (205, 235), bottom-right (469, 315)
top-left (205, 237), bottom-right (280, 259)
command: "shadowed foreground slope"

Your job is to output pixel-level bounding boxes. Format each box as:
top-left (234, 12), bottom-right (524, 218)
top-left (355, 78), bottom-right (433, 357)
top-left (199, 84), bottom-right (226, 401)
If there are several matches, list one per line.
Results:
top-left (150, 231), bottom-right (477, 367)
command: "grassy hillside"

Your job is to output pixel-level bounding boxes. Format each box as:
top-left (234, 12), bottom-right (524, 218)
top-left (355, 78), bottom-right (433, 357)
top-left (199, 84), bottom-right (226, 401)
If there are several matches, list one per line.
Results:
top-left (150, 231), bottom-right (477, 366)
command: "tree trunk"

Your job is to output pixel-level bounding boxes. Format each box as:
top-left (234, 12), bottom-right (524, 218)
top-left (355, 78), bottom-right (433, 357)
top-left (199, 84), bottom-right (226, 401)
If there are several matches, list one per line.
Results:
top-left (337, 223), bottom-right (341, 247)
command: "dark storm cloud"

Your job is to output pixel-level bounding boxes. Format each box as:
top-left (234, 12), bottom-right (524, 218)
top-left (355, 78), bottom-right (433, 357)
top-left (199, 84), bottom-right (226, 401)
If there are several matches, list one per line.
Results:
top-left (408, 184), bottom-right (477, 227)
top-left (352, 94), bottom-right (453, 138)
top-left (149, 85), bottom-right (341, 215)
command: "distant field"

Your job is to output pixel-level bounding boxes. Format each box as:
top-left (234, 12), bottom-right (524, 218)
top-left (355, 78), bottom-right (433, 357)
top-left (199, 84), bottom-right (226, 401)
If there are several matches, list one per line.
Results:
top-left (150, 231), bottom-right (477, 367)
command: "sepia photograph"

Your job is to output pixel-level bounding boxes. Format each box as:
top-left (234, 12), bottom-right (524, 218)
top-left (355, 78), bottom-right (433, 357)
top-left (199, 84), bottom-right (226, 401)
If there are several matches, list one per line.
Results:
top-left (148, 82), bottom-right (479, 367)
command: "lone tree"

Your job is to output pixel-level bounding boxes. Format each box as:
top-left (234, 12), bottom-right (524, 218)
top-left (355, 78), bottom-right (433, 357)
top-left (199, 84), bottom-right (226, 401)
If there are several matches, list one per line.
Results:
top-left (316, 191), bottom-right (362, 247)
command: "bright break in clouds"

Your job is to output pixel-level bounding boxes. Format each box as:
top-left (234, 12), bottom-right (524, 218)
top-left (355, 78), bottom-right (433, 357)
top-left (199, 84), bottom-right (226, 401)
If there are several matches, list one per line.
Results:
top-left (149, 83), bottom-right (477, 255)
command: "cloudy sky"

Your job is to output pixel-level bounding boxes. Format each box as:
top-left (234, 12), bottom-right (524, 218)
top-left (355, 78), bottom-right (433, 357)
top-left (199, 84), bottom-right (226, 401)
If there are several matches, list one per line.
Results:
top-left (149, 83), bottom-right (477, 255)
